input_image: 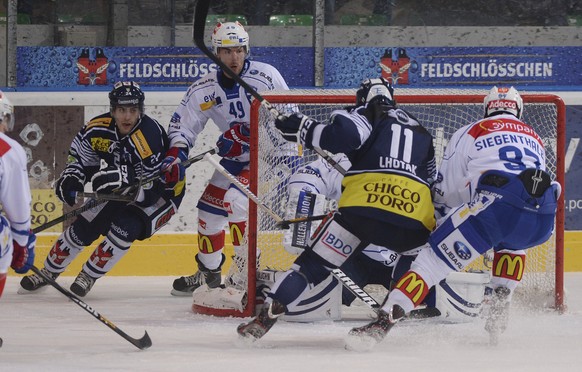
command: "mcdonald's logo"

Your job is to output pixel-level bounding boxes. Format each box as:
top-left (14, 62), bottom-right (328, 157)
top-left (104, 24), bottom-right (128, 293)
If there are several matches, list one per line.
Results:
top-left (493, 252), bottom-right (525, 281)
top-left (395, 271), bottom-right (429, 306)
top-left (229, 221), bottom-right (247, 246)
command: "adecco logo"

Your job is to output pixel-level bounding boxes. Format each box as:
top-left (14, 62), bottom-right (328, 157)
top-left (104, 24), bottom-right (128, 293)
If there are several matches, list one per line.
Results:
top-left (487, 99), bottom-right (517, 110)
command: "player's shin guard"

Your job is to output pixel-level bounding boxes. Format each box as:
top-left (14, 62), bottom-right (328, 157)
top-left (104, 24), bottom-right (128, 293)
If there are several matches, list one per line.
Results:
top-left (82, 233), bottom-right (131, 280)
top-left (44, 228), bottom-right (85, 273)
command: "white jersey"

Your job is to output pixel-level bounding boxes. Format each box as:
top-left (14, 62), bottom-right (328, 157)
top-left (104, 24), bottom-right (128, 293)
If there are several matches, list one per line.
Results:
top-left (0, 132), bottom-right (32, 272)
top-left (168, 59), bottom-right (291, 150)
top-left (433, 113), bottom-right (546, 218)
top-left (288, 153), bottom-right (351, 201)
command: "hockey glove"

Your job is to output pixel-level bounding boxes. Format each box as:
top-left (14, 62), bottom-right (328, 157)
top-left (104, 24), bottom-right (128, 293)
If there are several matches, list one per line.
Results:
top-left (55, 172), bottom-right (84, 206)
top-left (91, 164), bottom-right (135, 193)
top-left (275, 113), bottom-right (319, 148)
top-left (216, 122), bottom-right (250, 158)
top-left (11, 232), bottom-right (36, 274)
top-left (160, 147), bottom-right (188, 187)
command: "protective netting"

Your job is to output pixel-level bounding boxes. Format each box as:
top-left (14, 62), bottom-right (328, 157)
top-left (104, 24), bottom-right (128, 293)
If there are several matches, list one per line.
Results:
top-left (221, 88), bottom-right (563, 316)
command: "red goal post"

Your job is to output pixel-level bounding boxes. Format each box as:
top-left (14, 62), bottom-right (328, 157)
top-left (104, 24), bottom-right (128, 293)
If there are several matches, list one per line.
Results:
top-left (197, 88), bottom-right (565, 318)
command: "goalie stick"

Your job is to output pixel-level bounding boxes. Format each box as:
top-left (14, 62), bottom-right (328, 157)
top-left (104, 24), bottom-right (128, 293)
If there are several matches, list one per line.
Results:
top-left (192, 0), bottom-right (346, 176)
top-left (33, 147), bottom-right (217, 234)
top-left (31, 266), bottom-right (152, 350)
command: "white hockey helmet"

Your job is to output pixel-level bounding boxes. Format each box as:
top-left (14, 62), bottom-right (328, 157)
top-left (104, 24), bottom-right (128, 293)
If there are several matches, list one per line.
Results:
top-left (211, 22), bottom-right (250, 55)
top-left (0, 90), bottom-right (15, 131)
top-left (356, 77), bottom-right (396, 107)
top-left (483, 86), bottom-right (523, 119)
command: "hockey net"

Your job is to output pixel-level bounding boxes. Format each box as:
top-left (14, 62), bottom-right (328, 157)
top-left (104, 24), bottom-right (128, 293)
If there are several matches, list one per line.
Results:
top-left (193, 88), bottom-right (565, 317)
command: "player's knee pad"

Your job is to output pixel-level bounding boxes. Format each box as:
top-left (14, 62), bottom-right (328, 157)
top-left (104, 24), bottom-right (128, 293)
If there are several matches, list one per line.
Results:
top-left (69, 217), bottom-right (102, 246)
top-left (198, 210), bottom-right (227, 236)
top-left (224, 186), bottom-right (248, 222)
top-left (283, 189), bottom-right (335, 255)
top-left (434, 271), bottom-right (491, 323)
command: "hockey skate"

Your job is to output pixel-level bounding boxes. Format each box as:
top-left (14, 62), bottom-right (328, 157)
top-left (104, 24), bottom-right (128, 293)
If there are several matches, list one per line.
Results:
top-left (172, 256), bottom-right (222, 296)
top-left (237, 301), bottom-right (285, 341)
top-left (18, 267), bottom-right (60, 294)
top-left (484, 286), bottom-right (511, 345)
top-left (70, 271), bottom-right (97, 297)
top-left (347, 305), bottom-right (405, 348)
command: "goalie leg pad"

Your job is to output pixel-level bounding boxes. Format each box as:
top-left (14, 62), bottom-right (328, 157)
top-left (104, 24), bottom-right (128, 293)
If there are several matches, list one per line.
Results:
top-left (434, 271), bottom-right (491, 323)
top-left (257, 269), bottom-right (342, 322)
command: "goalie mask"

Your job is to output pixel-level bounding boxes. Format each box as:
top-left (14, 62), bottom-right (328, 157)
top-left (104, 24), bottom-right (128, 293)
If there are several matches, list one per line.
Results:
top-left (356, 77), bottom-right (395, 107)
top-left (211, 21), bottom-right (250, 55)
top-left (109, 81), bottom-right (145, 113)
top-left (0, 90), bottom-right (15, 131)
top-left (483, 86), bottom-right (523, 119)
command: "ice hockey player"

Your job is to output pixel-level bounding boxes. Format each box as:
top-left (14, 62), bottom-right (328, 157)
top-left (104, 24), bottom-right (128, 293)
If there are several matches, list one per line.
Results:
top-left (161, 21), bottom-right (292, 296)
top-left (0, 91), bottom-right (36, 299)
top-left (348, 86), bottom-right (560, 348)
top-left (237, 77), bottom-right (438, 340)
top-left (19, 81), bottom-right (184, 297)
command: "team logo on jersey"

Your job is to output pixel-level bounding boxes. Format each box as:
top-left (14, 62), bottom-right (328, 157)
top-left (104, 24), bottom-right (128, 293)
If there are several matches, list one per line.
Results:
top-left (76, 48), bottom-right (109, 86)
top-left (379, 48), bottom-right (412, 85)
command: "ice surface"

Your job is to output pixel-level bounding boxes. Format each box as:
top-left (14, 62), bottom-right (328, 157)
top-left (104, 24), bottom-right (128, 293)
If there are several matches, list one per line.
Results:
top-left (1, 274), bottom-right (581, 371)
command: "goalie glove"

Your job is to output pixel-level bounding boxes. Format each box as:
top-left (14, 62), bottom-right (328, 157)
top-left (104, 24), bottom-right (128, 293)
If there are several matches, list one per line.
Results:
top-left (11, 231), bottom-right (36, 274)
top-left (275, 113), bottom-right (319, 148)
top-left (91, 164), bottom-right (135, 193)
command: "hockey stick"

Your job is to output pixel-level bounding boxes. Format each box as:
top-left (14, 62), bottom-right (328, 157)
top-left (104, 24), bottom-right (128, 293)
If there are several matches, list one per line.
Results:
top-left (275, 213), bottom-right (328, 229)
top-left (192, 0), bottom-right (346, 176)
top-left (34, 148), bottom-right (218, 234)
top-left (330, 268), bottom-right (381, 310)
top-left (204, 153), bottom-right (283, 223)
top-left (30, 266), bottom-right (152, 350)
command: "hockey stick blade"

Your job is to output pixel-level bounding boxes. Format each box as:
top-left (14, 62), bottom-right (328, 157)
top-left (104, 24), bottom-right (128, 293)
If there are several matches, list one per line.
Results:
top-left (192, 1), bottom-right (346, 175)
top-left (31, 266), bottom-right (152, 350)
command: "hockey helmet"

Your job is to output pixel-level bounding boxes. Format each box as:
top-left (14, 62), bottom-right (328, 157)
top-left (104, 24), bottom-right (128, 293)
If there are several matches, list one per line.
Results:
top-left (356, 77), bottom-right (395, 107)
top-left (0, 90), bottom-right (15, 131)
top-left (109, 81), bottom-right (145, 112)
top-left (211, 22), bottom-right (250, 55)
top-left (483, 86), bottom-right (523, 119)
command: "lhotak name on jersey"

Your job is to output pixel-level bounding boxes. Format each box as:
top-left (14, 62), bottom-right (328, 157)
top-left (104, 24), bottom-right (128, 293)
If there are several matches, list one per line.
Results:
top-left (379, 156), bottom-right (417, 174)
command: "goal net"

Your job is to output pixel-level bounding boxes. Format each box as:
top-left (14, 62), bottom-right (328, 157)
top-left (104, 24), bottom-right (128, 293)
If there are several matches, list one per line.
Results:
top-left (193, 88), bottom-right (565, 317)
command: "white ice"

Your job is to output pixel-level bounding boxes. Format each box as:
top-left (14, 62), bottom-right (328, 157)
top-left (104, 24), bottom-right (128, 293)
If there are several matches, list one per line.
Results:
top-left (1, 273), bottom-right (582, 372)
